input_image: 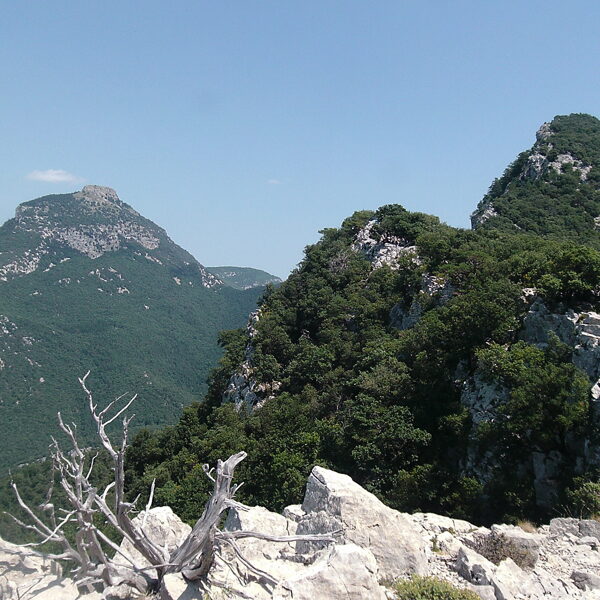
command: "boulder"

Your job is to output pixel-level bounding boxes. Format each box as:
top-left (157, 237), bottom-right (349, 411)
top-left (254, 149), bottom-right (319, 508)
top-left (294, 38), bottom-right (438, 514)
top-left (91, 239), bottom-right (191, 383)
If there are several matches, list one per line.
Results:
top-left (273, 544), bottom-right (387, 600)
top-left (295, 466), bottom-right (427, 579)
top-left (115, 506), bottom-right (191, 578)
top-left (491, 558), bottom-right (527, 600)
top-left (454, 544), bottom-right (496, 586)
top-left (571, 569), bottom-right (600, 591)
top-left (484, 524), bottom-right (542, 569)
top-left (579, 519), bottom-right (600, 540)
top-left (224, 504), bottom-right (299, 563)
top-left (160, 573), bottom-right (204, 600)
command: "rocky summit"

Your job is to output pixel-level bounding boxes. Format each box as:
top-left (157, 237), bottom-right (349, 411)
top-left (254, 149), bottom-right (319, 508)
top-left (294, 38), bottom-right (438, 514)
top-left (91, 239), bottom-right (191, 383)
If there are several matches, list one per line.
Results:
top-left (3, 467), bottom-right (600, 600)
top-left (0, 186), bottom-right (264, 471)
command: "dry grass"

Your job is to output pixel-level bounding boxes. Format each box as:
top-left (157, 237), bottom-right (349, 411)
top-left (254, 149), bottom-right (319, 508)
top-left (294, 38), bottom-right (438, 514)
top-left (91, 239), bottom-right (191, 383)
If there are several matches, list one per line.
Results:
top-left (517, 520), bottom-right (537, 533)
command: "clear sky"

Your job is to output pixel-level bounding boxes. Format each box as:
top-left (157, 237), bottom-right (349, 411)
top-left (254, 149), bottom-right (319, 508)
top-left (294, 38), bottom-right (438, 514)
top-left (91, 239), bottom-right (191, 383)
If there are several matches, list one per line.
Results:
top-left (1, 1), bottom-right (599, 278)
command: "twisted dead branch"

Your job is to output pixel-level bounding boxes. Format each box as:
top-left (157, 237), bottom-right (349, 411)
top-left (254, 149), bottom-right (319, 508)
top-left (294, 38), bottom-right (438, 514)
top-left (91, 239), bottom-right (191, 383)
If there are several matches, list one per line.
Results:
top-left (6, 373), bottom-right (334, 595)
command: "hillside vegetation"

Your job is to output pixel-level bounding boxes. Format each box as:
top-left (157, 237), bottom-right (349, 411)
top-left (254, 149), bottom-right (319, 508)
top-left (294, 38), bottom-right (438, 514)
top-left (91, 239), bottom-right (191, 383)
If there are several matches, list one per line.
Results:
top-left (3, 115), bottom-right (600, 543)
top-left (123, 114), bottom-right (600, 526)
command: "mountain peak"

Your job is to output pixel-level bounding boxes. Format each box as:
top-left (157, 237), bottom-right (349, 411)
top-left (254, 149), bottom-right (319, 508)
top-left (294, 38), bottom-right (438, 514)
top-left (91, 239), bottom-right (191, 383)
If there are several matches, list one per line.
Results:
top-left (471, 113), bottom-right (600, 242)
top-left (1, 187), bottom-right (221, 287)
top-left (77, 184), bottom-right (119, 202)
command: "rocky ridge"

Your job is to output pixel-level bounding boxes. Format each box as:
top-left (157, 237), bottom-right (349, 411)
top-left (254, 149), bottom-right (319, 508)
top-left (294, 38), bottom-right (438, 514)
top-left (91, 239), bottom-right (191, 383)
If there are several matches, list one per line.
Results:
top-left (3, 467), bottom-right (600, 600)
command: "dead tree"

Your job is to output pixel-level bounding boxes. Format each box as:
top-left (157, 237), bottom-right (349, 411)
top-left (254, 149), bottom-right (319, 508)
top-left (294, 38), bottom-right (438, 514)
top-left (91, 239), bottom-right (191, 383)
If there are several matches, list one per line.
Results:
top-left (6, 373), bottom-right (333, 595)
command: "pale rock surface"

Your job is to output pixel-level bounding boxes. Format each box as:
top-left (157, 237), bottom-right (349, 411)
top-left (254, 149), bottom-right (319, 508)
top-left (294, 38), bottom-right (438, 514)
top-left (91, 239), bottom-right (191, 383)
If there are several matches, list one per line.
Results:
top-left (8, 470), bottom-right (600, 599)
top-left (0, 536), bottom-right (101, 599)
top-left (296, 466), bottom-right (428, 578)
top-left (115, 506), bottom-right (191, 580)
top-left (352, 219), bottom-right (420, 269)
top-left (273, 544), bottom-right (386, 600)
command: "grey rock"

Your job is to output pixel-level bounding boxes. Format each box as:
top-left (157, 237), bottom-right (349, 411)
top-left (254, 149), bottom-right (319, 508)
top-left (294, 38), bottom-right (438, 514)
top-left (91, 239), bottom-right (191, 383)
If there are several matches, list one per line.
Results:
top-left (455, 544), bottom-right (496, 586)
top-left (102, 585), bottom-right (139, 599)
top-left (274, 544), bottom-right (387, 600)
top-left (571, 569), bottom-right (600, 591)
top-left (282, 504), bottom-right (305, 522)
top-left (486, 524), bottom-right (542, 569)
top-left (296, 466), bottom-right (428, 579)
top-left (160, 573), bottom-right (203, 600)
top-left (352, 219), bottom-right (420, 270)
top-left (115, 506), bottom-right (191, 580)
top-left (579, 519), bottom-right (600, 541)
top-left (468, 584), bottom-right (497, 600)
top-left (550, 517), bottom-right (580, 537)
top-left (576, 536), bottom-right (599, 549)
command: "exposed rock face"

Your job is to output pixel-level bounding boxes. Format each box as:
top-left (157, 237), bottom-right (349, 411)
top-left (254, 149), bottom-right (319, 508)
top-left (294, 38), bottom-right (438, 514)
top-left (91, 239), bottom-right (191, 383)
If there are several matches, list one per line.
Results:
top-left (461, 294), bottom-right (600, 504)
top-left (470, 201), bottom-right (499, 228)
top-left (352, 219), bottom-right (420, 269)
top-left (390, 273), bottom-right (455, 330)
top-left (520, 151), bottom-right (592, 182)
top-left (519, 298), bottom-right (600, 386)
top-left (222, 310), bottom-right (282, 410)
top-left (296, 466), bottom-right (428, 578)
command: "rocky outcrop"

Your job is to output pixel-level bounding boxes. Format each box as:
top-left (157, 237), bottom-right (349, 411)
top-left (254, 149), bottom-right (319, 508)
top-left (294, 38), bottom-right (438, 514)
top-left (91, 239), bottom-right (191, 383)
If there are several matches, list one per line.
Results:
top-left (389, 273), bottom-right (455, 330)
top-left (295, 466), bottom-right (428, 578)
top-left (6, 468), bottom-right (600, 599)
top-left (460, 294), bottom-right (600, 501)
top-left (519, 298), bottom-right (600, 388)
top-left (520, 151), bottom-right (592, 182)
top-left (470, 201), bottom-right (499, 228)
top-left (222, 310), bottom-right (282, 409)
top-left (352, 219), bottom-right (420, 269)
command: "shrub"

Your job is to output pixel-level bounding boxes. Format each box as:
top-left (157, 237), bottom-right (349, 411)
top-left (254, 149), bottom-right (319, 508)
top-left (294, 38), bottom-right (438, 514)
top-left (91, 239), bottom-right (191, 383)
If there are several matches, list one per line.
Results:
top-left (517, 520), bottom-right (537, 533)
top-left (393, 576), bottom-right (480, 600)
top-left (566, 480), bottom-right (600, 518)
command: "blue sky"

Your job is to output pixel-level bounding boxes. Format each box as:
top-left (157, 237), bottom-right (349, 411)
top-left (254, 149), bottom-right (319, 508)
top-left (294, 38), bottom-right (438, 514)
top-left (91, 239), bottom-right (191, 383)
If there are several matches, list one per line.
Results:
top-left (1, 1), bottom-right (599, 278)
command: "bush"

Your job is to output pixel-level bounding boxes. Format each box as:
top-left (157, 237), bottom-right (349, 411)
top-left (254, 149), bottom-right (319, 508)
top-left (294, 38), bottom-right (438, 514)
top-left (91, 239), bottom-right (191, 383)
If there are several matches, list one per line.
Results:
top-left (393, 576), bottom-right (480, 600)
top-left (566, 480), bottom-right (600, 518)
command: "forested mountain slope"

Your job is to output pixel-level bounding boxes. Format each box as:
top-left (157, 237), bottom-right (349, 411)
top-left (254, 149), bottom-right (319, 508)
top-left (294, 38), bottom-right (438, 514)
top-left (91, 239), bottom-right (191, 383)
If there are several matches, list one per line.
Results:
top-left (207, 266), bottom-right (282, 290)
top-left (472, 113), bottom-right (600, 244)
top-left (0, 186), bottom-right (262, 471)
top-left (124, 114), bottom-right (600, 526)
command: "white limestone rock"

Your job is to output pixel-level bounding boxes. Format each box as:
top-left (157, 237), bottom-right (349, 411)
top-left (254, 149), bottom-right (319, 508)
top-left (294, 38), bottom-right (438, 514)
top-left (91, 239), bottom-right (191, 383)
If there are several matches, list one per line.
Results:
top-left (352, 219), bottom-right (420, 270)
top-left (296, 466), bottom-right (428, 579)
top-left (274, 544), bottom-right (387, 600)
top-left (115, 506), bottom-right (191, 579)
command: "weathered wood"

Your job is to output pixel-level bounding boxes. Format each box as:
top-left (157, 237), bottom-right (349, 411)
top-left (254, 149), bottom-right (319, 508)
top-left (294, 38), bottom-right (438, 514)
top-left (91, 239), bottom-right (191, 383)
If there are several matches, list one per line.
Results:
top-left (8, 374), bottom-right (336, 595)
